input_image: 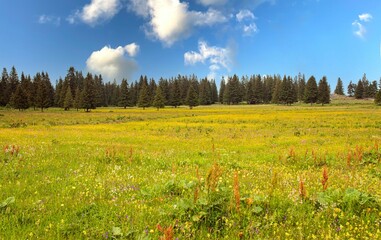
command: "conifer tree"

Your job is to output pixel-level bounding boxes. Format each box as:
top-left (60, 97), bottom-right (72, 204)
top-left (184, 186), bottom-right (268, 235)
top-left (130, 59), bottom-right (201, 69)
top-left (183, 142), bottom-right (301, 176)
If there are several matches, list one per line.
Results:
top-left (318, 76), bottom-right (330, 105)
top-left (0, 68), bottom-right (7, 106)
top-left (35, 73), bottom-right (51, 112)
top-left (82, 73), bottom-right (96, 112)
top-left (375, 90), bottom-right (381, 105)
top-left (138, 78), bottom-right (151, 109)
top-left (199, 78), bottom-right (212, 105)
top-left (253, 75), bottom-right (263, 104)
top-left (334, 78), bottom-right (344, 95)
top-left (246, 77), bottom-right (254, 104)
top-left (153, 85), bottom-right (165, 110)
top-left (304, 76), bottom-right (318, 105)
top-left (354, 80), bottom-right (364, 99)
top-left (11, 84), bottom-right (29, 111)
top-left (73, 87), bottom-right (82, 111)
top-left (347, 81), bottom-right (356, 97)
top-left (219, 78), bottom-right (225, 104)
top-left (271, 77), bottom-right (282, 104)
top-left (186, 83), bottom-right (199, 109)
top-left (169, 79), bottom-right (181, 108)
top-left (63, 86), bottom-right (73, 110)
top-left (118, 79), bottom-right (130, 108)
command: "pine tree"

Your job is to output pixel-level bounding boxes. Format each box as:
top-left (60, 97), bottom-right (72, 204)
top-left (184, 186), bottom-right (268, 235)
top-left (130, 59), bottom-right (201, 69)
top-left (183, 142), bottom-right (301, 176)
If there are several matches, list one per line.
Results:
top-left (271, 78), bottom-right (282, 104)
top-left (304, 76), bottom-right (318, 105)
top-left (63, 86), bottom-right (73, 110)
top-left (4, 66), bottom-right (19, 106)
top-left (210, 80), bottom-right (218, 104)
top-left (354, 80), bottom-right (364, 99)
top-left (219, 78), bottom-right (225, 104)
top-left (73, 87), bottom-right (82, 111)
top-left (334, 78), bottom-right (344, 95)
top-left (199, 78), bottom-right (212, 105)
top-left (153, 85), bottom-right (165, 110)
top-left (318, 76), bottom-right (330, 105)
top-left (10, 84), bottom-right (29, 111)
top-left (138, 78), bottom-right (151, 109)
top-left (82, 73), bottom-right (96, 112)
top-left (297, 74), bottom-right (306, 102)
top-left (253, 75), bottom-right (263, 104)
top-left (35, 73), bottom-right (51, 112)
top-left (169, 79), bottom-right (181, 108)
top-left (230, 75), bottom-right (242, 104)
top-left (279, 76), bottom-right (295, 105)
top-left (118, 79), bottom-right (130, 108)
top-left (246, 77), bottom-right (254, 104)
top-left (186, 83), bottom-right (199, 109)
top-left (0, 68), bottom-right (7, 106)
top-left (347, 81), bottom-right (356, 97)
top-left (375, 90), bottom-right (381, 105)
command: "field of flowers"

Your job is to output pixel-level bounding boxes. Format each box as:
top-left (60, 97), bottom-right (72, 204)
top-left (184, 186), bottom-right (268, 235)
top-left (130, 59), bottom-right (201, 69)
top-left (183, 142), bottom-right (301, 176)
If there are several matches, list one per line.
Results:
top-left (1, 102), bottom-right (381, 239)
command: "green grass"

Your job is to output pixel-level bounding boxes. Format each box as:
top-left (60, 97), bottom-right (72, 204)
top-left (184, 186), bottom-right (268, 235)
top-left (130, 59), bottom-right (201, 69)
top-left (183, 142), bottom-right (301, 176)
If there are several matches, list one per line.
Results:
top-left (1, 102), bottom-right (381, 239)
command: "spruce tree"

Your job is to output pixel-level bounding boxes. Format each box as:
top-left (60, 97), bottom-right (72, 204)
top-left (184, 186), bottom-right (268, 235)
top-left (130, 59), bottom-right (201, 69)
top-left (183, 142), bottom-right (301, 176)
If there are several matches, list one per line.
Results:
top-left (138, 78), bottom-right (151, 109)
top-left (82, 73), bottom-right (96, 112)
top-left (271, 78), bottom-right (281, 104)
top-left (347, 81), bottom-right (356, 97)
top-left (354, 80), bottom-right (364, 99)
top-left (153, 86), bottom-right (165, 110)
top-left (11, 84), bottom-right (29, 111)
top-left (35, 73), bottom-right (51, 112)
top-left (169, 79), bottom-right (181, 108)
top-left (186, 83), bottom-right (199, 109)
top-left (304, 76), bottom-right (318, 105)
top-left (219, 78), bottom-right (225, 104)
top-left (63, 86), bottom-right (73, 110)
top-left (318, 76), bottom-right (330, 105)
top-left (375, 90), bottom-right (381, 105)
top-left (334, 78), bottom-right (344, 95)
top-left (73, 87), bottom-right (82, 111)
top-left (118, 79), bottom-right (130, 108)
top-left (253, 75), bottom-right (263, 104)
top-left (246, 77), bottom-right (254, 104)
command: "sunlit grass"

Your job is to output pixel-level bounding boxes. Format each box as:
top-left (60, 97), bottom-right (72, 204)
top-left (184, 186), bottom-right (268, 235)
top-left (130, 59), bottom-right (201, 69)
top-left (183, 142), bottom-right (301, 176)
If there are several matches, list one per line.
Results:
top-left (1, 101), bottom-right (381, 239)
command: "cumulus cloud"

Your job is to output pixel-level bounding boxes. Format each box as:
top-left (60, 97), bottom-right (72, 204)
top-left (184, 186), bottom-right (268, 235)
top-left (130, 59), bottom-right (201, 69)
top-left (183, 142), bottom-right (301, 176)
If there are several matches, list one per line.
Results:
top-left (129, 0), bottom-right (227, 46)
top-left (236, 10), bottom-right (255, 22)
top-left (359, 13), bottom-right (372, 22)
top-left (86, 44), bottom-right (139, 81)
top-left (352, 20), bottom-right (366, 38)
top-left (68, 0), bottom-right (121, 26)
top-left (184, 40), bottom-right (233, 79)
top-left (197, 0), bottom-right (227, 6)
top-left (38, 15), bottom-right (61, 26)
top-left (235, 9), bottom-right (258, 36)
top-left (243, 23), bottom-right (258, 35)
top-left (352, 13), bottom-right (372, 39)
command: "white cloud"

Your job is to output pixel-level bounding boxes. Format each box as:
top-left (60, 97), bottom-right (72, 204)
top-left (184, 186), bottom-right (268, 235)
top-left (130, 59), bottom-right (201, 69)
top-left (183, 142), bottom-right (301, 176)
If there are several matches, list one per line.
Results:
top-left (352, 13), bottom-right (372, 39)
top-left (236, 10), bottom-right (255, 22)
top-left (38, 15), bottom-right (61, 26)
top-left (352, 20), bottom-right (366, 38)
top-left (197, 0), bottom-right (227, 6)
top-left (359, 13), bottom-right (372, 22)
top-left (243, 23), bottom-right (258, 35)
top-left (184, 40), bottom-right (233, 79)
top-left (124, 43), bottom-right (140, 57)
top-left (129, 0), bottom-right (227, 46)
top-left (68, 0), bottom-right (121, 25)
top-left (86, 44), bottom-right (139, 81)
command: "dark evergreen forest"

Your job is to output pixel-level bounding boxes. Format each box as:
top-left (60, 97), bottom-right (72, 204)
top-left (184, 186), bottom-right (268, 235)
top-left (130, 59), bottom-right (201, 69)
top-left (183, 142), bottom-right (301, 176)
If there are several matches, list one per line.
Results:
top-left (1, 66), bottom-right (381, 111)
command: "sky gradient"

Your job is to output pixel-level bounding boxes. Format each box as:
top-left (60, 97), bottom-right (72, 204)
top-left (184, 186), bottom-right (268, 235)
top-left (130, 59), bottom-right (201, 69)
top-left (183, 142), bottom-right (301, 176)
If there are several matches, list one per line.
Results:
top-left (0, 0), bottom-right (380, 88)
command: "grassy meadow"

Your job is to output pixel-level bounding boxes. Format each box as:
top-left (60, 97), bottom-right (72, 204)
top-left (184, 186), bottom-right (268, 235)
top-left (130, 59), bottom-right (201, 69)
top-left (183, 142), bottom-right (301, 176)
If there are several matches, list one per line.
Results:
top-left (1, 101), bottom-right (381, 239)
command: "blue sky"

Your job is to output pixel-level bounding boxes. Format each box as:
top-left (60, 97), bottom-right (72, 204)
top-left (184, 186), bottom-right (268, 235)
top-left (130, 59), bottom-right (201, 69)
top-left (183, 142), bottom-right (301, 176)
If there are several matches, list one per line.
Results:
top-left (0, 0), bottom-right (380, 88)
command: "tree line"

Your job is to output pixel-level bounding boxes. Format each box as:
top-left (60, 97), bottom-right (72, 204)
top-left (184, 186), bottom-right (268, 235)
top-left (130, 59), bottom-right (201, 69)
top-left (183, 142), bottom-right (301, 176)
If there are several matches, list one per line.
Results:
top-left (1, 66), bottom-right (381, 111)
